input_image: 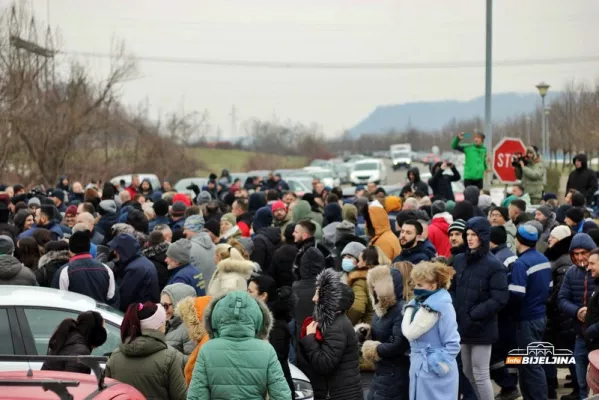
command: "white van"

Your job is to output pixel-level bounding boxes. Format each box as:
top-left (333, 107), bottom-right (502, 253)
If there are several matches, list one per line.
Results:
top-left (350, 159), bottom-right (387, 185)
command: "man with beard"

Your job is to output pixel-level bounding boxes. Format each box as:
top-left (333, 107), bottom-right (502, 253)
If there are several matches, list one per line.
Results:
top-left (447, 219), bottom-right (467, 266)
top-left (272, 200), bottom-right (293, 232)
top-left (393, 219), bottom-right (432, 264)
top-left (535, 205), bottom-right (558, 247)
top-left (292, 219), bottom-right (334, 275)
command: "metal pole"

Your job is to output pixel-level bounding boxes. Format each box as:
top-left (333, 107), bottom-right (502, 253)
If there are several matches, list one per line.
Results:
top-left (545, 107), bottom-right (550, 164)
top-left (484, 0), bottom-right (493, 188)
top-left (541, 96), bottom-right (546, 159)
top-left (526, 116), bottom-right (531, 144)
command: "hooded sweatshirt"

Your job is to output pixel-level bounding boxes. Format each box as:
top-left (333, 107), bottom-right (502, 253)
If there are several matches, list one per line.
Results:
top-left (292, 200), bottom-right (324, 240)
top-left (428, 212), bottom-right (453, 258)
top-left (161, 283), bottom-right (197, 358)
top-left (401, 167), bottom-right (429, 195)
top-left (189, 232), bottom-right (216, 286)
top-left (0, 254), bottom-right (38, 286)
top-left (368, 206), bottom-right (401, 261)
top-left (567, 154), bottom-right (598, 204)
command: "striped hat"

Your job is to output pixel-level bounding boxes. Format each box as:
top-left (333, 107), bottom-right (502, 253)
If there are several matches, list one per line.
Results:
top-left (448, 219), bottom-right (466, 234)
top-left (516, 224), bottom-right (538, 247)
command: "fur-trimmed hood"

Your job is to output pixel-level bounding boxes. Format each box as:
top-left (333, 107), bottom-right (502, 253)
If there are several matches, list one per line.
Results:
top-left (313, 268), bottom-right (353, 332)
top-left (207, 258), bottom-right (255, 297)
top-left (142, 242), bottom-right (169, 259)
top-left (37, 250), bottom-right (70, 270)
top-left (204, 290), bottom-right (273, 340)
top-left (176, 296), bottom-right (212, 342)
top-left (367, 265), bottom-right (404, 317)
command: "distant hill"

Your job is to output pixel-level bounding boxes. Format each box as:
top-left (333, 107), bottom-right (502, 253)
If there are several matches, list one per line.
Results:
top-left (348, 92), bottom-right (560, 137)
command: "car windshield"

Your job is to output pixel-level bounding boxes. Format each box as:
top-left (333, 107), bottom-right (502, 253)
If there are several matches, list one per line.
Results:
top-left (313, 171), bottom-right (333, 179)
top-left (392, 151), bottom-right (409, 158)
top-left (354, 163), bottom-right (378, 171)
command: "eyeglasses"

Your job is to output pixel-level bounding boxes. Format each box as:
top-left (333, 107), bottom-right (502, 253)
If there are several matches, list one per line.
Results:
top-left (161, 303), bottom-right (173, 310)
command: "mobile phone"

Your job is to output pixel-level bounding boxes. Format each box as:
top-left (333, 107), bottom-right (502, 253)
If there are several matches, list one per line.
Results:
top-left (463, 132), bottom-right (471, 139)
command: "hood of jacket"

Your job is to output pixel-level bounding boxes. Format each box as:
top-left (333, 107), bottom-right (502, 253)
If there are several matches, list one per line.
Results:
top-left (367, 265), bottom-right (404, 317)
top-left (324, 203), bottom-right (342, 225)
top-left (38, 250), bottom-right (70, 270)
top-left (204, 290), bottom-right (273, 340)
top-left (208, 258), bottom-right (256, 297)
top-left (545, 235), bottom-right (573, 262)
top-left (162, 283), bottom-right (196, 309)
top-left (432, 212), bottom-right (452, 228)
top-left (314, 268), bottom-right (348, 332)
top-left (142, 242), bottom-right (169, 259)
top-left (190, 231), bottom-right (214, 250)
top-left (109, 233), bottom-right (141, 264)
top-left (268, 291), bottom-right (296, 322)
top-left (407, 167), bottom-right (421, 183)
top-left (253, 206), bottom-right (273, 232)
top-left (368, 206), bottom-right (392, 237)
top-left (176, 296), bottom-right (212, 342)
top-left (464, 185), bottom-right (481, 206)
top-left (573, 153), bottom-right (588, 169)
top-left (248, 192), bottom-right (267, 213)
top-left (342, 204), bottom-right (358, 225)
top-left (569, 233), bottom-right (596, 265)
top-left (120, 329), bottom-right (167, 357)
top-left (292, 200), bottom-right (312, 222)
top-left (464, 216), bottom-right (491, 257)
top-left (256, 226), bottom-right (282, 246)
top-left (0, 255), bottom-right (25, 279)
top-left (140, 179), bottom-right (154, 194)
top-left (299, 246), bottom-right (325, 280)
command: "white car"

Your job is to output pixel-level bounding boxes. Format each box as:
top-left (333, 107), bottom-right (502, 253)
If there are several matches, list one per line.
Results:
top-left (0, 286), bottom-right (314, 400)
top-left (302, 167), bottom-right (340, 187)
top-left (110, 174), bottom-right (160, 191)
top-left (350, 159), bottom-right (387, 185)
top-left (174, 177), bottom-right (209, 198)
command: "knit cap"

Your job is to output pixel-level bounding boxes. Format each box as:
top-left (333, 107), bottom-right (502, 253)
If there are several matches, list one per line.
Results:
top-left (549, 225), bottom-right (571, 242)
top-left (516, 224), bottom-right (539, 248)
top-left (525, 220), bottom-right (543, 237)
top-left (171, 201), bottom-right (187, 217)
top-left (28, 197), bottom-right (41, 208)
top-left (65, 205), bottom-right (78, 217)
top-left (99, 199), bottom-right (117, 214)
top-left (204, 219), bottom-right (220, 237)
top-left (166, 239), bottom-right (192, 264)
top-left (184, 214), bottom-right (205, 234)
top-left (0, 235), bottom-right (15, 255)
top-left (490, 226), bottom-right (507, 246)
top-left (445, 200), bottom-right (456, 213)
top-left (431, 200), bottom-right (446, 216)
top-left (448, 219), bottom-right (466, 234)
top-left (341, 242), bottom-right (366, 260)
top-left (196, 191), bottom-right (212, 205)
top-left (271, 201), bottom-right (287, 212)
top-left (542, 193), bottom-right (558, 202)
top-left (492, 206), bottom-right (509, 223)
top-left (565, 207), bottom-right (585, 224)
top-left (221, 213), bottom-right (237, 227)
top-left (69, 230), bottom-right (91, 254)
top-left (536, 205), bottom-right (552, 219)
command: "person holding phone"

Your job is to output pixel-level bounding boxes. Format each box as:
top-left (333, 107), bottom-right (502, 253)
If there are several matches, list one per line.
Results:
top-left (451, 132), bottom-right (487, 189)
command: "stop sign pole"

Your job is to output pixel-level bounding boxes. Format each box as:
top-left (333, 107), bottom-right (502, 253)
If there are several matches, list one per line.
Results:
top-left (493, 137), bottom-right (526, 184)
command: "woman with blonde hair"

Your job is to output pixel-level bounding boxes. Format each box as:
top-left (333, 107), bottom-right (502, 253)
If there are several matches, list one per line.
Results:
top-left (402, 261), bottom-right (460, 400)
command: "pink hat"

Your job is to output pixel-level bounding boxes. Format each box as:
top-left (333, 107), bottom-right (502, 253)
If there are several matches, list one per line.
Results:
top-left (272, 201), bottom-right (287, 212)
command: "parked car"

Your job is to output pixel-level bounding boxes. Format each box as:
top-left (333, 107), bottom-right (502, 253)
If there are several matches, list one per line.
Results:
top-left (174, 177), bottom-right (209, 197)
top-left (110, 174), bottom-right (160, 191)
top-left (286, 178), bottom-right (312, 196)
top-left (350, 159), bottom-right (387, 185)
top-left (0, 286), bottom-right (314, 400)
top-left (302, 167), bottom-right (340, 187)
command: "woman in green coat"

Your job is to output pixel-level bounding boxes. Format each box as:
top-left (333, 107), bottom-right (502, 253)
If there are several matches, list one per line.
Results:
top-left (187, 290), bottom-right (292, 400)
top-left (106, 302), bottom-right (187, 400)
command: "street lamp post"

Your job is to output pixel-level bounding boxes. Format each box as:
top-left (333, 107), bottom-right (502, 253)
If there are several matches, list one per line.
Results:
top-left (536, 82), bottom-right (550, 159)
top-left (545, 106), bottom-right (551, 164)
top-left (525, 115), bottom-right (532, 144)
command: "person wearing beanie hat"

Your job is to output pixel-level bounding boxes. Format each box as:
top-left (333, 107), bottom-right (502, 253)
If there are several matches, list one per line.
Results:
top-left (62, 205), bottom-right (78, 228)
top-left (203, 219), bottom-right (221, 244)
top-left (17, 205), bottom-right (64, 241)
top-left (160, 283), bottom-right (197, 356)
top-left (0, 234), bottom-right (38, 286)
top-left (220, 213), bottom-right (241, 241)
top-left (27, 197), bottom-right (41, 210)
top-left (183, 215), bottom-right (217, 286)
top-left (196, 191), bottom-right (212, 206)
top-left (269, 223), bottom-right (298, 289)
top-left (170, 201), bottom-right (187, 232)
top-left (149, 199), bottom-right (170, 231)
top-left (542, 192), bottom-right (558, 203)
top-left (446, 218), bottom-right (467, 267)
top-left (565, 207), bottom-right (585, 234)
top-left (341, 241), bottom-right (366, 263)
top-left (126, 208), bottom-right (149, 234)
top-left (428, 203), bottom-right (453, 258)
top-left (272, 200), bottom-right (293, 233)
top-left (165, 239), bottom-right (205, 296)
top-left (183, 214), bottom-right (205, 235)
top-left (250, 210), bottom-right (281, 272)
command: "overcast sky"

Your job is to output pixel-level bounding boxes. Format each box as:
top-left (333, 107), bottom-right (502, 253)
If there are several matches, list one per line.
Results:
top-left (7, 0), bottom-right (599, 136)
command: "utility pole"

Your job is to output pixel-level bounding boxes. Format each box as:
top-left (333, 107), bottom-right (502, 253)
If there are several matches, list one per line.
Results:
top-left (526, 115), bottom-right (532, 144)
top-left (484, 0), bottom-right (493, 188)
top-left (229, 105), bottom-right (238, 138)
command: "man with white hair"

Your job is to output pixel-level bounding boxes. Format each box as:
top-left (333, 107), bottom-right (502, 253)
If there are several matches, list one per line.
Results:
top-left (76, 212), bottom-right (104, 246)
top-left (402, 197), bottom-right (419, 211)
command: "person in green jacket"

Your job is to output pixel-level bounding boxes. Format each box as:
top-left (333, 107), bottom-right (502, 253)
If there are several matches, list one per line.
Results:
top-left (106, 302), bottom-right (187, 400)
top-left (292, 200), bottom-right (324, 240)
top-left (451, 132), bottom-right (488, 189)
top-left (187, 290), bottom-right (292, 400)
top-left (515, 146), bottom-right (545, 204)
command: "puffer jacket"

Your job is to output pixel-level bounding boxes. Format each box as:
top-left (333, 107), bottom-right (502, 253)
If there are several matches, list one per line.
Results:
top-left (105, 329), bottom-right (187, 400)
top-left (251, 226), bottom-right (281, 272)
top-left (558, 233), bottom-right (597, 335)
top-left (298, 269), bottom-right (363, 400)
top-left (393, 241), bottom-right (433, 265)
top-left (268, 291), bottom-right (297, 399)
top-left (206, 258), bottom-right (255, 297)
top-left (161, 283), bottom-right (196, 361)
top-left (187, 291), bottom-right (291, 400)
top-left (293, 247), bottom-right (325, 337)
top-left (36, 250), bottom-right (70, 288)
top-left (516, 160), bottom-right (545, 202)
top-left (450, 217), bottom-right (509, 344)
top-left (0, 254), bottom-right (38, 286)
top-left (189, 232), bottom-right (217, 286)
top-left (545, 235), bottom-right (575, 347)
top-left (428, 213), bottom-right (452, 258)
top-left (269, 242), bottom-right (297, 288)
top-left (368, 206), bottom-right (401, 261)
top-left (343, 268), bottom-right (374, 326)
top-left (567, 154), bottom-right (598, 204)
top-left (177, 296), bottom-right (212, 386)
top-left (361, 266), bottom-right (410, 400)
top-left (41, 329), bottom-right (92, 374)
top-left (504, 220), bottom-right (517, 253)
top-left (142, 242), bottom-right (170, 291)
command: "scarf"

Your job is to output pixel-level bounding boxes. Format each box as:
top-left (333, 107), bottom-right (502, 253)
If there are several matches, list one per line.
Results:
top-left (410, 288), bottom-right (440, 322)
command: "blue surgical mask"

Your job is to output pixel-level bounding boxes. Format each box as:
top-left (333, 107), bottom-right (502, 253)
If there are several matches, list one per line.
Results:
top-left (414, 288), bottom-right (438, 298)
top-left (342, 259), bottom-right (356, 272)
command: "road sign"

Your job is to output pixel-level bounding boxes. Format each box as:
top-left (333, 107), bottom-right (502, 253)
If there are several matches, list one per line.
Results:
top-left (493, 137), bottom-right (526, 183)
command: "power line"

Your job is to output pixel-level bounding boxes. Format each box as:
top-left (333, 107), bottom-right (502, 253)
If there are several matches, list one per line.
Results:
top-left (59, 51), bottom-right (599, 70)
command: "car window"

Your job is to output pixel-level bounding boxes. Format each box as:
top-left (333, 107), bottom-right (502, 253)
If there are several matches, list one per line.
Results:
top-left (23, 308), bottom-right (120, 357)
top-left (0, 308), bottom-right (14, 354)
top-left (354, 163), bottom-right (378, 171)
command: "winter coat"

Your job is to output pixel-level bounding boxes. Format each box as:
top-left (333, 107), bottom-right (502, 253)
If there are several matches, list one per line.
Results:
top-left (401, 167), bottom-right (429, 196)
top-left (162, 283), bottom-right (196, 362)
top-left (402, 289), bottom-right (461, 400)
top-left (544, 235), bottom-right (575, 348)
top-left (298, 269), bottom-right (363, 400)
top-left (187, 291), bottom-right (291, 400)
top-left (105, 329), bottom-right (187, 400)
top-left (251, 226), bottom-right (281, 272)
top-left (394, 240), bottom-right (433, 265)
top-left (0, 254), bottom-right (39, 286)
top-left (293, 236), bottom-right (335, 274)
top-left (490, 244), bottom-right (517, 266)
top-left (36, 250), bottom-right (70, 288)
top-left (167, 263), bottom-right (206, 296)
top-left (177, 296), bottom-right (212, 386)
top-left (19, 221), bottom-right (64, 241)
top-left (427, 213), bottom-right (452, 258)
top-left (269, 242), bottom-right (297, 288)
top-left (451, 136), bottom-right (487, 181)
top-left (292, 200), bottom-right (324, 240)
top-left (558, 233), bottom-right (597, 334)
top-left (584, 277), bottom-right (599, 351)
top-left (361, 266), bottom-right (410, 400)
top-left (334, 234), bottom-right (368, 270)
top-left (450, 217), bottom-right (509, 344)
top-left (41, 329), bottom-right (93, 374)
top-left (293, 247), bottom-right (325, 335)
top-left (323, 221), bottom-right (342, 247)
top-left (429, 163), bottom-right (461, 201)
top-left (142, 242), bottom-right (170, 291)
top-left (516, 160), bottom-right (545, 202)
top-left (567, 154), bottom-right (598, 205)
top-left (368, 206), bottom-right (401, 261)
top-left (268, 291), bottom-right (297, 399)
top-left (273, 210), bottom-right (293, 233)
top-left (189, 232), bottom-right (216, 286)
top-left (342, 268), bottom-right (374, 325)
top-left (96, 212), bottom-right (119, 244)
top-left (110, 233), bottom-right (159, 312)
top-left (206, 258), bottom-right (255, 297)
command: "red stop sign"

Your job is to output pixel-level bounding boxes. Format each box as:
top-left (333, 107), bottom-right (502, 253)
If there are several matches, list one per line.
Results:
top-left (493, 137), bottom-right (526, 183)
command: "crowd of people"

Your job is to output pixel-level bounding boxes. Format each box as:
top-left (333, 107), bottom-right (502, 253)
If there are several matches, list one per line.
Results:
top-left (2, 136), bottom-right (599, 399)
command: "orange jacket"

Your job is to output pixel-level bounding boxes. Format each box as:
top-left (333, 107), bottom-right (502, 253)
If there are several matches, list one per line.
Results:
top-left (176, 296), bottom-right (212, 386)
top-left (368, 206), bottom-right (401, 261)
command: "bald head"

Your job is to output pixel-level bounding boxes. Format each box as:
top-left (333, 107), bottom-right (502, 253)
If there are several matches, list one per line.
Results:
top-left (120, 190), bottom-right (131, 203)
top-left (72, 222), bottom-right (90, 234)
top-left (76, 212), bottom-right (95, 231)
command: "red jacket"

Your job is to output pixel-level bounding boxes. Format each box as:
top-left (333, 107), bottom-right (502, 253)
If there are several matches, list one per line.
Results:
top-left (125, 185), bottom-right (137, 199)
top-left (428, 213), bottom-right (452, 258)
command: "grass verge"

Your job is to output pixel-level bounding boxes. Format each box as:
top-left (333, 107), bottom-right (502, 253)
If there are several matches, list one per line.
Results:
top-left (189, 148), bottom-right (309, 175)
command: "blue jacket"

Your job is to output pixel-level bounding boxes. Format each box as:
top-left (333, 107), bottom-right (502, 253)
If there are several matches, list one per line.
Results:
top-left (508, 248), bottom-right (552, 321)
top-left (96, 212), bottom-right (119, 242)
top-left (149, 215), bottom-right (170, 232)
top-left (558, 233), bottom-right (597, 334)
top-left (393, 241), bottom-right (433, 265)
top-left (109, 233), bottom-right (160, 312)
top-left (169, 217), bottom-right (185, 232)
top-left (491, 244), bottom-right (517, 267)
top-left (19, 221), bottom-right (64, 241)
top-left (167, 263), bottom-right (206, 296)
top-left (450, 217), bottom-right (509, 344)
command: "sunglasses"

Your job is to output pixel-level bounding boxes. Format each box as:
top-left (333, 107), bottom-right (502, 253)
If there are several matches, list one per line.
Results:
top-left (161, 303), bottom-right (173, 310)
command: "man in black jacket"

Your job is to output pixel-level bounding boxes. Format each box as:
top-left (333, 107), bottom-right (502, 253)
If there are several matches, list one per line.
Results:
top-left (429, 161), bottom-right (461, 201)
top-left (400, 167), bottom-right (429, 197)
top-left (584, 248), bottom-right (599, 352)
top-left (448, 219), bottom-right (467, 266)
top-left (292, 220), bottom-right (335, 275)
top-left (567, 154), bottom-right (598, 205)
